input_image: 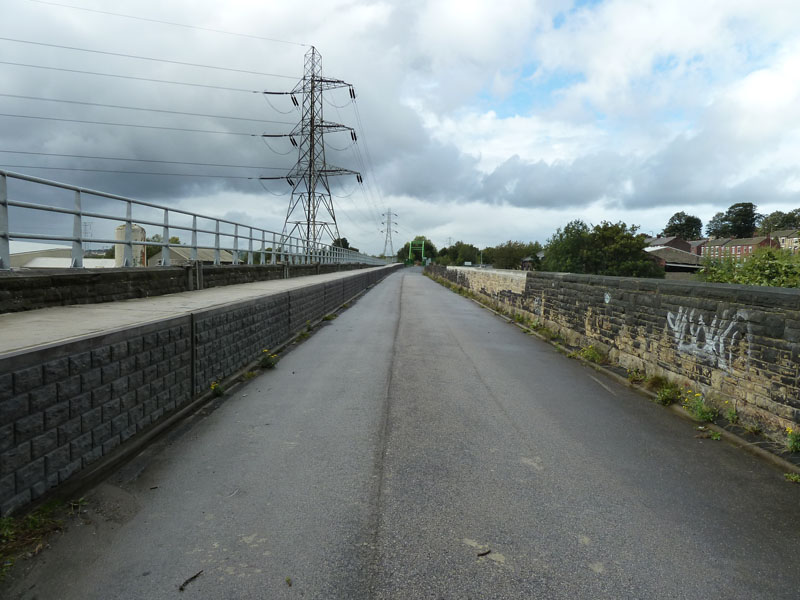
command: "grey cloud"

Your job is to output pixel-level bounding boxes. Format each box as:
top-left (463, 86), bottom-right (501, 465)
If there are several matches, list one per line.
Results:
top-left (476, 152), bottom-right (631, 208)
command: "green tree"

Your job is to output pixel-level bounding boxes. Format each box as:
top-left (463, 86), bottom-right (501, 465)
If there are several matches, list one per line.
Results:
top-left (662, 211), bottom-right (703, 239)
top-left (146, 234), bottom-right (182, 260)
top-left (490, 240), bottom-right (542, 270)
top-left (332, 237), bottom-right (350, 249)
top-left (705, 212), bottom-right (730, 238)
top-left (758, 209), bottom-right (800, 235)
top-left (541, 220), bottom-right (592, 273)
top-left (706, 203), bottom-right (761, 238)
top-left (397, 236), bottom-right (437, 263)
top-left (726, 202), bottom-right (761, 238)
top-left (542, 220), bottom-right (663, 278)
top-left (701, 248), bottom-right (800, 287)
top-left (453, 241), bottom-right (479, 265)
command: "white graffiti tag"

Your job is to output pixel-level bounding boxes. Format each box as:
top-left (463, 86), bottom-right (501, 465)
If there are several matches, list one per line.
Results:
top-left (666, 307), bottom-right (746, 370)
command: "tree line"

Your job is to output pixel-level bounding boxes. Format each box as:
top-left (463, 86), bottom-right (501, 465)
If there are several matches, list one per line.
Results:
top-left (397, 219), bottom-right (662, 278)
top-left (663, 203), bottom-right (800, 240)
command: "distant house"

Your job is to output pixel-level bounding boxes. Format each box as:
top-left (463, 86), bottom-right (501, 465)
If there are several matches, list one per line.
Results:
top-left (521, 256), bottom-right (535, 271)
top-left (147, 246), bottom-right (234, 267)
top-left (701, 238), bottom-right (731, 259)
top-left (687, 239), bottom-right (708, 256)
top-left (9, 241), bottom-right (114, 269)
top-left (147, 246), bottom-right (234, 266)
top-left (769, 229), bottom-right (800, 253)
top-left (644, 236), bottom-right (691, 253)
top-left (702, 237), bottom-right (778, 261)
top-left (644, 246), bottom-right (702, 279)
top-left (722, 237), bottom-right (779, 260)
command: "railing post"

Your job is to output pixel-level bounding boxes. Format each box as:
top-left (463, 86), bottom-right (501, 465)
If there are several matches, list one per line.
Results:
top-left (271, 232), bottom-right (276, 265)
top-left (123, 201), bottom-right (133, 267)
top-left (71, 190), bottom-right (84, 268)
top-left (0, 174), bottom-right (9, 270)
top-left (233, 224), bottom-right (239, 265)
top-left (248, 226), bottom-right (253, 265)
top-left (191, 215), bottom-right (198, 262)
top-left (162, 208), bottom-right (170, 266)
top-left (214, 220), bottom-right (220, 265)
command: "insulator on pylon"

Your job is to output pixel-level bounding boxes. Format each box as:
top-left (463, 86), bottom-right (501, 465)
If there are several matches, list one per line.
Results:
top-left (290, 136), bottom-right (298, 146)
top-left (287, 178), bottom-right (295, 186)
top-left (291, 95), bottom-right (299, 106)
top-left (351, 131), bottom-right (357, 141)
top-left (356, 174), bottom-right (363, 183)
top-left (349, 87), bottom-right (355, 99)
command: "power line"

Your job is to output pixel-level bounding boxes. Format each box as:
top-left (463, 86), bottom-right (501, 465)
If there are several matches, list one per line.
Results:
top-left (0, 149), bottom-right (289, 170)
top-left (0, 93), bottom-right (295, 124)
top-left (0, 37), bottom-right (297, 79)
top-left (0, 164), bottom-right (258, 178)
top-left (0, 61), bottom-right (261, 93)
top-left (0, 112), bottom-right (263, 136)
top-left (26, 0), bottom-right (309, 47)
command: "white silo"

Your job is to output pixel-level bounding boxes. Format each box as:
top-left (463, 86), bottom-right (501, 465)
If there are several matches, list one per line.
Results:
top-left (115, 224), bottom-right (147, 267)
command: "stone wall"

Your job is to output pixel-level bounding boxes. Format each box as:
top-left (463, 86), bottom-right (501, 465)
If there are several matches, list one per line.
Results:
top-left (428, 265), bottom-right (800, 440)
top-left (0, 263), bottom-right (374, 314)
top-left (0, 265), bottom-right (401, 515)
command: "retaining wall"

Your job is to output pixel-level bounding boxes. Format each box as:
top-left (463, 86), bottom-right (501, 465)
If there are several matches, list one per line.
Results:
top-left (427, 265), bottom-right (800, 441)
top-left (0, 264), bottom-right (401, 515)
top-left (0, 262), bottom-right (373, 313)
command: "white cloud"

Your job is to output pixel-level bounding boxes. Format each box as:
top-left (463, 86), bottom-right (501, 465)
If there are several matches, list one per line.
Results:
top-left (2, 0), bottom-right (800, 256)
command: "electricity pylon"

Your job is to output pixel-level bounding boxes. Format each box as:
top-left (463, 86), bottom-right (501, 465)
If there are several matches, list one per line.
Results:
top-left (382, 208), bottom-right (398, 258)
top-left (260, 46), bottom-right (361, 250)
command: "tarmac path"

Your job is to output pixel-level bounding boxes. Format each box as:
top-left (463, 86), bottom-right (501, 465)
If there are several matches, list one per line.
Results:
top-left (5, 267), bottom-right (800, 599)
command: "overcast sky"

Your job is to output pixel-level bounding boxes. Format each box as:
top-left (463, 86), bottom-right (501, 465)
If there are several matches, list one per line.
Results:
top-left (2, 0), bottom-right (800, 255)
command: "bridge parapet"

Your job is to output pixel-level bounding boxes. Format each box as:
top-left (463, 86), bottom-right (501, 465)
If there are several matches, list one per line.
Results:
top-left (0, 264), bottom-right (402, 515)
top-left (428, 265), bottom-right (800, 445)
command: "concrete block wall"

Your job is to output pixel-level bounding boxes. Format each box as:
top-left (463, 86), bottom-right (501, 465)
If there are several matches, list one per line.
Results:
top-left (201, 264), bottom-right (284, 289)
top-left (427, 265), bottom-right (800, 440)
top-left (0, 317), bottom-right (193, 515)
top-left (1, 264), bottom-right (401, 515)
top-left (193, 294), bottom-right (291, 396)
top-left (0, 268), bottom-right (190, 313)
top-left (0, 263), bottom-right (375, 314)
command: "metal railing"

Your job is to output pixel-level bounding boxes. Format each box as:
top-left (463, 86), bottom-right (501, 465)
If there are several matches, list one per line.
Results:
top-left (0, 169), bottom-right (385, 269)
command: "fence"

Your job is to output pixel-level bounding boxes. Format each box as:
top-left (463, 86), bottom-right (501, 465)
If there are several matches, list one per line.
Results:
top-left (0, 169), bottom-right (385, 270)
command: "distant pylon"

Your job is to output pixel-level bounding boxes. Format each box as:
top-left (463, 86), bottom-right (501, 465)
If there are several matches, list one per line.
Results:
top-left (259, 46), bottom-right (361, 251)
top-left (382, 208), bottom-right (398, 258)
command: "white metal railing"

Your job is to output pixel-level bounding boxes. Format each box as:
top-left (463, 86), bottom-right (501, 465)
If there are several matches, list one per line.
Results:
top-left (0, 169), bottom-right (385, 269)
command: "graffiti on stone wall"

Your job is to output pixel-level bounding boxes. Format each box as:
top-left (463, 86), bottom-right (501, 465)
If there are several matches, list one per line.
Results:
top-left (532, 297), bottom-right (541, 316)
top-left (666, 306), bottom-right (751, 371)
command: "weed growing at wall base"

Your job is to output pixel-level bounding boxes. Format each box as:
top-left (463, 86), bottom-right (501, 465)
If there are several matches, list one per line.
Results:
top-left (210, 381), bottom-right (224, 397)
top-left (571, 345), bottom-right (607, 365)
top-left (784, 473), bottom-right (800, 483)
top-left (786, 427), bottom-right (800, 453)
top-left (260, 349), bottom-right (279, 369)
top-left (656, 383), bottom-right (681, 406)
top-left (627, 368), bottom-right (646, 384)
top-left (682, 389), bottom-right (718, 422)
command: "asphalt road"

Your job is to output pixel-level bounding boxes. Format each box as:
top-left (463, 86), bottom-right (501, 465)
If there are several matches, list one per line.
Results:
top-left (5, 268), bottom-right (800, 599)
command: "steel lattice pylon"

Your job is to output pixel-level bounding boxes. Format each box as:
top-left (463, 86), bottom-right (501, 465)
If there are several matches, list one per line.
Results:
top-left (382, 208), bottom-right (398, 258)
top-left (280, 47), bottom-right (360, 250)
